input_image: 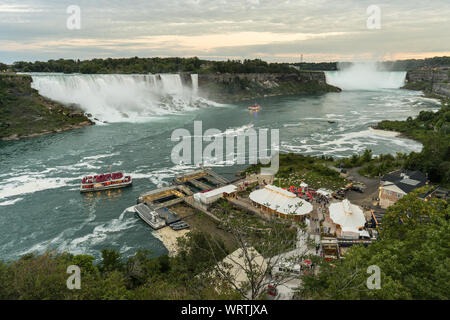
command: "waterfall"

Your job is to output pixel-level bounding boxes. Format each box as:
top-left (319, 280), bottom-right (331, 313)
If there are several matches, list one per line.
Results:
top-left (325, 62), bottom-right (406, 91)
top-left (191, 74), bottom-right (198, 97)
top-left (159, 74), bottom-right (184, 95)
top-left (30, 73), bottom-right (212, 123)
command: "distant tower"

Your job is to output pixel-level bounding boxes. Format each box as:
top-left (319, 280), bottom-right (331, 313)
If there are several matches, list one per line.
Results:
top-left (300, 54), bottom-right (303, 63)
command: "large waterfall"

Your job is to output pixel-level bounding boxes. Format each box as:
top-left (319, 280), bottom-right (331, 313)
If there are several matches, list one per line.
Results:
top-left (30, 73), bottom-right (210, 123)
top-left (325, 62), bottom-right (406, 91)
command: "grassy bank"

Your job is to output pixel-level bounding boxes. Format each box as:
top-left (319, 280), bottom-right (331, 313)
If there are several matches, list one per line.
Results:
top-left (245, 153), bottom-right (346, 190)
top-left (0, 73), bottom-right (93, 140)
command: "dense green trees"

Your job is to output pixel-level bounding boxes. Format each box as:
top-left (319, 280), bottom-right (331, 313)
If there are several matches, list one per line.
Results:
top-left (292, 62), bottom-right (338, 71)
top-left (298, 189), bottom-right (449, 299)
top-left (12, 57), bottom-right (298, 75)
top-left (381, 56), bottom-right (450, 71)
top-left (0, 230), bottom-right (235, 300)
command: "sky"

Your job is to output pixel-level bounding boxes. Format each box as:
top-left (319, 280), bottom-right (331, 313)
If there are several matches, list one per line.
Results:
top-left (1, 0), bottom-right (449, 64)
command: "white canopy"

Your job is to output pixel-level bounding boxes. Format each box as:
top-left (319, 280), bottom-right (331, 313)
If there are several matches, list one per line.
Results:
top-left (300, 182), bottom-right (308, 188)
top-left (359, 230), bottom-right (370, 238)
top-left (329, 199), bottom-right (365, 233)
top-left (249, 184), bottom-right (313, 216)
top-left (317, 188), bottom-right (333, 197)
top-left (217, 247), bottom-right (266, 289)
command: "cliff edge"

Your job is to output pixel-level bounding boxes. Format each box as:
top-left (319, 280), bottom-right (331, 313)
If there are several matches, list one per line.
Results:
top-left (403, 68), bottom-right (450, 98)
top-left (196, 72), bottom-right (341, 103)
top-left (0, 73), bottom-right (93, 141)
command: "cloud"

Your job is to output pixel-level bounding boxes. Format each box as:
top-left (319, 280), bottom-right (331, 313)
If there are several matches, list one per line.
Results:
top-left (0, 0), bottom-right (449, 63)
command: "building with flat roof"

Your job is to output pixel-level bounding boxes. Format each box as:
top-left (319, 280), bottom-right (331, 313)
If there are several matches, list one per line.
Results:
top-left (249, 184), bottom-right (313, 221)
top-left (194, 184), bottom-right (237, 206)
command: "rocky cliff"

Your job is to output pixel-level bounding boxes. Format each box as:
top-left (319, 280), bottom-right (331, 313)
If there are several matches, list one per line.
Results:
top-left (0, 73), bottom-right (93, 141)
top-left (404, 68), bottom-right (450, 98)
top-left (194, 72), bottom-right (341, 103)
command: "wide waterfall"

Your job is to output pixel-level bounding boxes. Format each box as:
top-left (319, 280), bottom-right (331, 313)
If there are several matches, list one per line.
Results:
top-left (325, 62), bottom-right (407, 91)
top-left (30, 73), bottom-right (209, 123)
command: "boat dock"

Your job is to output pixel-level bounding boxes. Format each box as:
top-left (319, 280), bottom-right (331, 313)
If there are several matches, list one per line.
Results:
top-left (135, 168), bottom-right (231, 230)
top-left (173, 168), bottom-right (229, 191)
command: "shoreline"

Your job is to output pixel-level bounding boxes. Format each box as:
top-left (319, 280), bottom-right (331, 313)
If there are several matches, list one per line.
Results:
top-left (1, 120), bottom-right (94, 141)
top-left (153, 227), bottom-right (190, 257)
top-left (368, 126), bottom-right (401, 137)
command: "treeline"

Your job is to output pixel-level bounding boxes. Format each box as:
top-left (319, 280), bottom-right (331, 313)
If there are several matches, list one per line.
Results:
top-left (11, 57), bottom-right (298, 75)
top-left (381, 56), bottom-right (450, 71)
top-left (292, 56), bottom-right (450, 72)
top-left (6, 55), bottom-right (450, 74)
top-left (292, 62), bottom-right (338, 71)
top-left (299, 188), bottom-right (449, 299)
top-left (0, 232), bottom-right (238, 300)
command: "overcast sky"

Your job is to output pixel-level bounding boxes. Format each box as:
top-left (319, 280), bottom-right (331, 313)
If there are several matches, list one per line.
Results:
top-left (1, 0), bottom-right (449, 63)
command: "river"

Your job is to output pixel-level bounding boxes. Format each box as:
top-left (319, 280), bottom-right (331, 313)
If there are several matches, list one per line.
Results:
top-left (0, 70), bottom-right (440, 261)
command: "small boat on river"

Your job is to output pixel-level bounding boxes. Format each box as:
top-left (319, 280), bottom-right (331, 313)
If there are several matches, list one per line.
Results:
top-left (248, 103), bottom-right (261, 111)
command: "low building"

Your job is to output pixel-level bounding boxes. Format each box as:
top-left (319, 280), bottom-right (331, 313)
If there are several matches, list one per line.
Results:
top-left (249, 184), bottom-right (313, 221)
top-left (379, 170), bottom-right (427, 208)
top-left (328, 199), bottom-right (366, 239)
top-left (193, 184), bottom-right (237, 206)
top-left (321, 237), bottom-right (339, 260)
top-left (417, 186), bottom-right (449, 201)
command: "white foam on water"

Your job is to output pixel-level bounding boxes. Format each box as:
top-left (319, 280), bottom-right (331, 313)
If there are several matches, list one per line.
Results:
top-left (81, 152), bottom-right (120, 161)
top-left (281, 128), bottom-right (422, 157)
top-left (0, 198), bottom-right (24, 206)
top-left (0, 175), bottom-right (78, 200)
top-left (66, 216), bottom-right (136, 251)
top-left (16, 206), bottom-right (135, 258)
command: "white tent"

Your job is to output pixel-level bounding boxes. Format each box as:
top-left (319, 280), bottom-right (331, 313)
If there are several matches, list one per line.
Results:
top-left (329, 199), bottom-right (366, 234)
top-left (317, 188), bottom-right (333, 197)
top-left (249, 184), bottom-right (313, 216)
top-left (300, 182), bottom-right (308, 188)
top-left (216, 247), bottom-right (267, 290)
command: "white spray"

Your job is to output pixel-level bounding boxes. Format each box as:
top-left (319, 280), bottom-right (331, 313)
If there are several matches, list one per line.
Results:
top-left (325, 62), bottom-right (406, 91)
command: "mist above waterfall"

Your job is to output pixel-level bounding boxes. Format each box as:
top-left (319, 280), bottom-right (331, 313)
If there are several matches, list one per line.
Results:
top-left (30, 73), bottom-right (215, 123)
top-left (325, 62), bottom-right (406, 91)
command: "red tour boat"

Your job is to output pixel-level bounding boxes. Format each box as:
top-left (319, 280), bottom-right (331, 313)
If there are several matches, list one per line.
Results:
top-left (248, 103), bottom-right (261, 111)
top-left (80, 172), bottom-right (132, 193)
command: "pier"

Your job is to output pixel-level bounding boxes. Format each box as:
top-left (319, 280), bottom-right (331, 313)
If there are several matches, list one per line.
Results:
top-left (135, 168), bottom-right (230, 230)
